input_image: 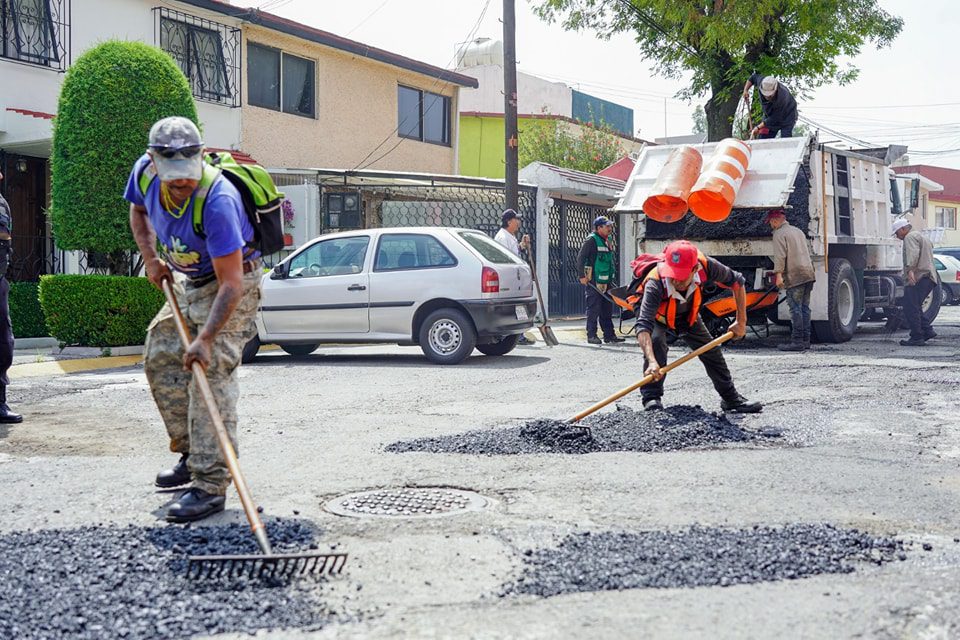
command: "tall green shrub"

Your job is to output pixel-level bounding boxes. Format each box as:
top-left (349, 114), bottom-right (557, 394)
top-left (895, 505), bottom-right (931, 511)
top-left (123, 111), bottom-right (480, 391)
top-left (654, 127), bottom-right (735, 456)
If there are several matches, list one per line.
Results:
top-left (38, 275), bottom-right (164, 347)
top-left (51, 40), bottom-right (198, 254)
top-left (9, 282), bottom-right (47, 338)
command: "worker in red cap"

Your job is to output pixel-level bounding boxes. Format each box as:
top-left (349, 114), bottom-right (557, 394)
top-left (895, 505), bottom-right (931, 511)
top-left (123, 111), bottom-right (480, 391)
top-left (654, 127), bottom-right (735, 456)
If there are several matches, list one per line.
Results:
top-left (634, 240), bottom-right (762, 413)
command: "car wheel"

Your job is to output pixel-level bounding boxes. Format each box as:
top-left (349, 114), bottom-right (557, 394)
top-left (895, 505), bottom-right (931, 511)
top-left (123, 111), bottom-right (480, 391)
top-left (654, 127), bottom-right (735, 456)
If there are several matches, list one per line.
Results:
top-left (812, 258), bottom-right (859, 343)
top-left (475, 334), bottom-right (519, 356)
top-left (419, 308), bottom-right (477, 364)
top-left (941, 285), bottom-right (950, 306)
top-left (281, 344), bottom-right (319, 357)
top-left (241, 335), bottom-right (261, 364)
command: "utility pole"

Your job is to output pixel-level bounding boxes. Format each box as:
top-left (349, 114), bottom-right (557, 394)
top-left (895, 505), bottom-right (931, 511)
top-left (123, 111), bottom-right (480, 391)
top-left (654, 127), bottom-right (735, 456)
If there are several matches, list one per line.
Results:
top-left (503, 0), bottom-right (518, 213)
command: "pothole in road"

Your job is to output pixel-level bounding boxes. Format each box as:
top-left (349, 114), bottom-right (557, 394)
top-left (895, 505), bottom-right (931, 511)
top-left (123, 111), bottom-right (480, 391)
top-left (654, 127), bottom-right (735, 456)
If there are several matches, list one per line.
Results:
top-left (0, 520), bottom-right (346, 640)
top-left (325, 487), bottom-right (490, 518)
top-left (502, 523), bottom-right (906, 598)
top-left (386, 405), bottom-right (780, 456)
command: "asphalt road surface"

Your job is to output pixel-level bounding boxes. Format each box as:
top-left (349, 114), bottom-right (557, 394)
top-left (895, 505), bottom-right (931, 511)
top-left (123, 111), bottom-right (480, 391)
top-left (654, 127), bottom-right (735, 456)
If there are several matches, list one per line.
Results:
top-left (3, 308), bottom-right (959, 639)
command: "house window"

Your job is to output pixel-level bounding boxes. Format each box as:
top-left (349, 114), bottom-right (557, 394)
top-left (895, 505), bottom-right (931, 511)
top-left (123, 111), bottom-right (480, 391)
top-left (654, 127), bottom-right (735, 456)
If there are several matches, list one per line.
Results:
top-left (0, 0), bottom-right (68, 70)
top-left (247, 43), bottom-right (315, 118)
top-left (935, 206), bottom-right (957, 230)
top-left (154, 9), bottom-right (240, 107)
top-left (397, 85), bottom-right (450, 145)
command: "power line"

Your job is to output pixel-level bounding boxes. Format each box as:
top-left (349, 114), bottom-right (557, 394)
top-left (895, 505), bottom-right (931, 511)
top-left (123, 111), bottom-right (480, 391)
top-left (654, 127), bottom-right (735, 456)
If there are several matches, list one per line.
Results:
top-left (803, 101), bottom-right (960, 111)
top-left (345, 0), bottom-right (392, 37)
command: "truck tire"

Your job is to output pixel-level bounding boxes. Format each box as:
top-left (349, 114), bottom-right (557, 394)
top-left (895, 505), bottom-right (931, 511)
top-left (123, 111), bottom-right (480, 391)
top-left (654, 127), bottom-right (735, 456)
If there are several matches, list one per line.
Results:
top-left (475, 334), bottom-right (519, 356)
top-left (419, 308), bottom-right (477, 365)
top-left (812, 258), bottom-right (859, 343)
top-left (241, 335), bottom-right (261, 364)
top-left (281, 344), bottom-right (319, 357)
top-left (920, 274), bottom-right (942, 324)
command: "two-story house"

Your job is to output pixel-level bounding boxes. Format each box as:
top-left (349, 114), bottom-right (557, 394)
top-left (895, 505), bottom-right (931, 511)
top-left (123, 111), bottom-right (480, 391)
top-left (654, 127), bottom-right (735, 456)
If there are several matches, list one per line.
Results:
top-left (0, 0), bottom-right (477, 280)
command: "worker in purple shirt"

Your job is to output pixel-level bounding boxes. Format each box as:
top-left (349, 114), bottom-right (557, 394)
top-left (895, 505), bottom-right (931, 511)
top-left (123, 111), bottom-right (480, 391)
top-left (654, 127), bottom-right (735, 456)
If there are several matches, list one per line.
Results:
top-left (125, 116), bottom-right (261, 523)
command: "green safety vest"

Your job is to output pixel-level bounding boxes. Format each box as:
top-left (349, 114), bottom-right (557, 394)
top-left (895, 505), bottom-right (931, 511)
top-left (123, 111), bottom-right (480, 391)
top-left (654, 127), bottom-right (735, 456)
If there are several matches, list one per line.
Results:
top-left (591, 232), bottom-right (613, 284)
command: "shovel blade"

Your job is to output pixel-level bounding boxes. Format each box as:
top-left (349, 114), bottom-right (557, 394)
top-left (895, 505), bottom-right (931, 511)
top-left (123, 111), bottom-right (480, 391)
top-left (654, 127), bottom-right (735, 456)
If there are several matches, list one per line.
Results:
top-left (539, 324), bottom-right (560, 347)
top-left (187, 551), bottom-right (348, 580)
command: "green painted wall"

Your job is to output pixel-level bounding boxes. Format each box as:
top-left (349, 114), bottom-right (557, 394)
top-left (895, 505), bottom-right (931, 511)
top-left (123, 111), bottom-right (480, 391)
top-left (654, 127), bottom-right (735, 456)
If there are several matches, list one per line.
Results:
top-left (458, 115), bottom-right (553, 179)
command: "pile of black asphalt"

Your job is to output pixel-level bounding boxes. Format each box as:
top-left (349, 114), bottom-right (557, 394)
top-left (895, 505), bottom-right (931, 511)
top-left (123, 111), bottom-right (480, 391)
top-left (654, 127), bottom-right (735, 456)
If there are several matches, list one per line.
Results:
top-left (503, 523), bottom-right (905, 597)
top-left (0, 519), bottom-right (342, 640)
top-left (386, 404), bottom-right (778, 456)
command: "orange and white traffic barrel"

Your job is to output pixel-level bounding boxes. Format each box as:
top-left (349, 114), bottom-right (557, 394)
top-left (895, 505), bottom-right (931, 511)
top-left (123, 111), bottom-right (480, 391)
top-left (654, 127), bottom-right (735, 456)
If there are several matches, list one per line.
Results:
top-left (688, 138), bottom-right (752, 222)
top-left (642, 146), bottom-right (703, 223)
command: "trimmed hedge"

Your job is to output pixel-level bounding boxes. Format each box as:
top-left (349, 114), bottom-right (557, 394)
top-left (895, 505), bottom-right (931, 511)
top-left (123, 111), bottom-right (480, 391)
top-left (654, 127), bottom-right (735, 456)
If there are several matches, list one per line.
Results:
top-left (39, 275), bottom-right (163, 347)
top-left (51, 40), bottom-right (198, 254)
top-left (9, 282), bottom-right (48, 338)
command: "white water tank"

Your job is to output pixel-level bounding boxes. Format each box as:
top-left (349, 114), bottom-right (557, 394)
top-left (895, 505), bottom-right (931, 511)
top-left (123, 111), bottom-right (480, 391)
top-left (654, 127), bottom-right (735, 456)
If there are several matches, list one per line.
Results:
top-left (457, 38), bottom-right (503, 68)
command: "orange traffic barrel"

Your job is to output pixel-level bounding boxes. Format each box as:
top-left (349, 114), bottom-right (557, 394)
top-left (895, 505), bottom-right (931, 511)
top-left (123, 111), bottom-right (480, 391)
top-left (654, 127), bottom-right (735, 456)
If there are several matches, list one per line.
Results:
top-left (688, 138), bottom-right (752, 222)
top-left (642, 146), bottom-right (702, 223)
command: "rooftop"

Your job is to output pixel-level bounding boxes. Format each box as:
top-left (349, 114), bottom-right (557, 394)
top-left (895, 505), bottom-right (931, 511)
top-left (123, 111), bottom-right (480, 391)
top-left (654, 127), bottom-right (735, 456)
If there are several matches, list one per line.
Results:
top-left (894, 164), bottom-right (960, 204)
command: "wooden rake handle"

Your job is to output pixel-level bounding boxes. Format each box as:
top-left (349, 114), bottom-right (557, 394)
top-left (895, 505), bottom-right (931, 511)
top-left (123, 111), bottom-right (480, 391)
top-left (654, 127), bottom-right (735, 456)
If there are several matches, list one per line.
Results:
top-left (161, 279), bottom-right (272, 554)
top-left (568, 331), bottom-right (735, 423)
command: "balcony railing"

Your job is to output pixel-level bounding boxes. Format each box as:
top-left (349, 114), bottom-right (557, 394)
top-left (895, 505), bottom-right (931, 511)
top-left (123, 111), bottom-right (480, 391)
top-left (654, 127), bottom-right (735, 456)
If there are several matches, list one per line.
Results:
top-left (0, 0), bottom-right (70, 72)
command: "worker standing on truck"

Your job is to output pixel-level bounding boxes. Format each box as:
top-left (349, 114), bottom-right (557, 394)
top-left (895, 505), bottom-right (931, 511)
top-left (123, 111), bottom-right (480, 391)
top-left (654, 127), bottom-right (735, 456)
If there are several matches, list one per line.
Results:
top-left (892, 219), bottom-right (937, 346)
top-left (767, 209), bottom-right (816, 351)
top-left (126, 117), bottom-right (262, 522)
top-left (635, 240), bottom-right (762, 414)
top-left (578, 216), bottom-right (625, 345)
top-left (742, 74), bottom-right (797, 139)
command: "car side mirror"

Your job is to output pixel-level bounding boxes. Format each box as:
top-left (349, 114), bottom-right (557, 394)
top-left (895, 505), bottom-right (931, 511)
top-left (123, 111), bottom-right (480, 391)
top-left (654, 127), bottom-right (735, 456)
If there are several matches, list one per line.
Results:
top-left (270, 262), bottom-right (288, 280)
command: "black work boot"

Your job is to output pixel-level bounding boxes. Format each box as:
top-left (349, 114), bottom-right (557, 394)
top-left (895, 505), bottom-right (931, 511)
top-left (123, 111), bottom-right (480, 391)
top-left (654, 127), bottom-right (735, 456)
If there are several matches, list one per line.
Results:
top-left (924, 330), bottom-right (937, 341)
top-left (604, 335), bottom-right (626, 344)
top-left (587, 336), bottom-right (602, 345)
top-left (899, 338), bottom-right (926, 347)
top-left (777, 341), bottom-right (806, 352)
top-left (721, 395), bottom-right (763, 414)
top-left (0, 404), bottom-right (22, 424)
top-left (155, 454), bottom-right (191, 489)
top-left (643, 398), bottom-right (663, 411)
top-left (166, 488), bottom-right (226, 523)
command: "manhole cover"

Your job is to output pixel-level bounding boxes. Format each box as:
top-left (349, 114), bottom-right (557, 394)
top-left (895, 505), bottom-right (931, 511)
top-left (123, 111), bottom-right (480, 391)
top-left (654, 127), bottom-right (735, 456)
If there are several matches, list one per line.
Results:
top-left (325, 487), bottom-right (489, 518)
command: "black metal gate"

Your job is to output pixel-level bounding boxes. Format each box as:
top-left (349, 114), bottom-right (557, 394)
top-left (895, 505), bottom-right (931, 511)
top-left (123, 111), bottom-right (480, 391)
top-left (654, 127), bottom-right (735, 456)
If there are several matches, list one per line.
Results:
top-left (547, 200), bottom-right (619, 317)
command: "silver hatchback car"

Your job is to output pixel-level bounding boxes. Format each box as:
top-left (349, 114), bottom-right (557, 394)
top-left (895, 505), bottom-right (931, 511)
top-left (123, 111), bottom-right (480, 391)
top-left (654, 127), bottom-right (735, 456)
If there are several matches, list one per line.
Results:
top-left (243, 227), bottom-right (538, 364)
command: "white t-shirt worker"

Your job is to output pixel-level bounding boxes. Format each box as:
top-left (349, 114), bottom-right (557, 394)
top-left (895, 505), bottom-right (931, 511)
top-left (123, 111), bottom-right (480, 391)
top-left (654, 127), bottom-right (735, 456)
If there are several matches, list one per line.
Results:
top-left (494, 209), bottom-right (529, 257)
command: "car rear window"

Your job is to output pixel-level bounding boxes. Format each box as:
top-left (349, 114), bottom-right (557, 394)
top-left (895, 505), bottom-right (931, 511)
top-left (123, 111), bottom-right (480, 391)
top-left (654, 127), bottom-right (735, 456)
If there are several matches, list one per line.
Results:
top-left (375, 234), bottom-right (457, 271)
top-left (458, 231), bottom-right (523, 265)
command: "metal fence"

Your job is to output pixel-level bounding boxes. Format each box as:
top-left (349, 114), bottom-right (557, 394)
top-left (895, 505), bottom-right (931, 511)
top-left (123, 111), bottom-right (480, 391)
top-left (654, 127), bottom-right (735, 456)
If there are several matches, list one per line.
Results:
top-left (0, 0), bottom-right (70, 72)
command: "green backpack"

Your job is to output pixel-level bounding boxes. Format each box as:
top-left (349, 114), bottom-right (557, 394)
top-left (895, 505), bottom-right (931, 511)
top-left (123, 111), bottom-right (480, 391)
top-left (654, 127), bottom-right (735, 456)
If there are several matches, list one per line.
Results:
top-left (138, 151), bottom-right (286, 255)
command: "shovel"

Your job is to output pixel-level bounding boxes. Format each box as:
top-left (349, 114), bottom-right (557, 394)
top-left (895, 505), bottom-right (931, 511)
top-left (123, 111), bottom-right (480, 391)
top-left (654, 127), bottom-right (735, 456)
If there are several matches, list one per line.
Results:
top-left (566, 330), bottom-right (735, 435)
top-left (525, 245), bottom-right (560, 346)
top-left (161, 278), bottom-right (347, 579)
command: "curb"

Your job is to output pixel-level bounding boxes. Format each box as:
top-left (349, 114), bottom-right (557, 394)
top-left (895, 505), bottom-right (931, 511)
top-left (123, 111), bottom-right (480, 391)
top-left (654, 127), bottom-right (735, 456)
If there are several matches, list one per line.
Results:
top-left (10, 354), bottom-right (144, 379)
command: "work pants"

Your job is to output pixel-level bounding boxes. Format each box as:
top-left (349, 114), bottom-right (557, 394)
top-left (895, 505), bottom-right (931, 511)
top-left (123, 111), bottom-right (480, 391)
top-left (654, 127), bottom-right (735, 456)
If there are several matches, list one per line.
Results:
top-left (584, 284), bottom-right (615, 339)
top-left (758, 125), bottom-right (794, 139)
top-left (0, 278), bottom-right (12, 405)
top-left (640, 318), bottom-right (739, 403)
top-left (785, 282), bottom-right (814, 344)
top-left (143, 271), bottom-right (260, 495)
top-left (902, 277), bottom-right (936, 341)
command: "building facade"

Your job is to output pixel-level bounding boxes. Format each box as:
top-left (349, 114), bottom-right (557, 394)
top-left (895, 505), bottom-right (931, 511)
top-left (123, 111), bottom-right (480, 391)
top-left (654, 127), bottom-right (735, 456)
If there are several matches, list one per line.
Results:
top-left (894, 164), bottom-right (960, 247)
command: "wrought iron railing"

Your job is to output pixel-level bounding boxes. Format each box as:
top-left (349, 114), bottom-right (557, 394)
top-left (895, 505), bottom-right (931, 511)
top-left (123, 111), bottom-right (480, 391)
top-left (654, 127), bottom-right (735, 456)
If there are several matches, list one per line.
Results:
top-left (0, 0), bottom-right (70, 72)
top-left (154, 7), bottom-right (240, 108)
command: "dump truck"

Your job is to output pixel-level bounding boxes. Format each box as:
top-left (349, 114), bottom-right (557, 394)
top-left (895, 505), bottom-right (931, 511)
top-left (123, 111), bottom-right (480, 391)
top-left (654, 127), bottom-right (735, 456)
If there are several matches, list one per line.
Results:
top-left (613, 135), bottom-right (942, 342)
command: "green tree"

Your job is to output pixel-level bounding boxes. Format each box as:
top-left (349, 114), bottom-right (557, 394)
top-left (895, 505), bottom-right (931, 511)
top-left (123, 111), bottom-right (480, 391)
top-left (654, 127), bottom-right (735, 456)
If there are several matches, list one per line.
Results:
top-left (51, 40), bottom-right (198, 271)
top-left (535, 1), bottom-right (902, 141)
top-left (520, 115), bottom-right (626, 174)
top-left (692, 105), bottom-right (706, 135)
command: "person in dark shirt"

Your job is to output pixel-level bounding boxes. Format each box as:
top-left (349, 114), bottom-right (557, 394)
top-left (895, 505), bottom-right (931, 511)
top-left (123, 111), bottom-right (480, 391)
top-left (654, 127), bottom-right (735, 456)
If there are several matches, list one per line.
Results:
top-left (577, 216), bottom-right (624, 345)
top-left (743, 74), bottom-right (798, 139)
top-left (635, 240), bottom-right (762, 413)
top-left (0, 171), bottom-right (21, 424)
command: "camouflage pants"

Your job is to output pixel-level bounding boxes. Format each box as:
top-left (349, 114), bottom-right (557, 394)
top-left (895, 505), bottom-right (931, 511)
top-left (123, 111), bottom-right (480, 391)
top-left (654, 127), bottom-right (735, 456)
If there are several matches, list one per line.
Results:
top-left (144, 271), bottom-right (260, 495)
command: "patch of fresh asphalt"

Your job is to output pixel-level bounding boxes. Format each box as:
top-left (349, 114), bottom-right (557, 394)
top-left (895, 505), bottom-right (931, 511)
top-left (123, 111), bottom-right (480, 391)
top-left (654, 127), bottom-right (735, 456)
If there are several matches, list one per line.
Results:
top-left (386, 404), bottom-right (777, 455)
top-left (0, 519), bottom-right (347, 640)
top-left (2, 308), bottom-right (959, 638)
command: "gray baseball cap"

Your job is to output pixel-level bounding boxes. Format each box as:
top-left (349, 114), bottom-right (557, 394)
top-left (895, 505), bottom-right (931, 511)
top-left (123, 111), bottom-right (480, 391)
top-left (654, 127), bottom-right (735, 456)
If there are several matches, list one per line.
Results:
top-left (147, 116), bottom-right (204, 181)
top-left (760, 76), bottom-right (779, 98)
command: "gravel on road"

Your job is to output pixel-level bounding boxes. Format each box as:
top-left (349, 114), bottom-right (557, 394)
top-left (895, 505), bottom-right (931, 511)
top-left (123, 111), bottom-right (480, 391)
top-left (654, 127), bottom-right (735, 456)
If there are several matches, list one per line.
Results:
top-left (503, 523), bottom-right (905, 598)
top-left (0, 520), bottom-right (342, 640)
top-left (387, 404), bottom-right (775, 455)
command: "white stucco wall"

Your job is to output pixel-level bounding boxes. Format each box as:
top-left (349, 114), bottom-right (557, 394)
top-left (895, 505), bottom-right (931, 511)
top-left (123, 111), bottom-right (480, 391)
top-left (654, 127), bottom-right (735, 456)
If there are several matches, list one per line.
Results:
top-left (0, 0), bottom-right (242, 156)
top-left (457, 64), bottom-right (572, 117)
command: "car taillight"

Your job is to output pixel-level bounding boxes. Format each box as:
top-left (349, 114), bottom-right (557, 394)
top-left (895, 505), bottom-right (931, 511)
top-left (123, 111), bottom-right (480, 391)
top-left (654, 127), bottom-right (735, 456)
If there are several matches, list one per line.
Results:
top-left (481, 266), bottom-right (500, 293)
top-left (956, 272), bottom-right (960, 282)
